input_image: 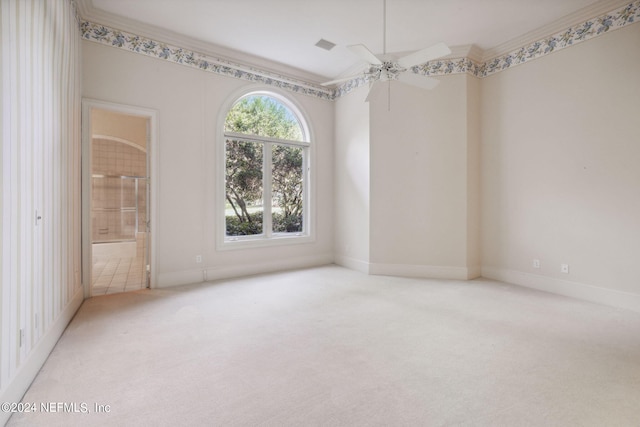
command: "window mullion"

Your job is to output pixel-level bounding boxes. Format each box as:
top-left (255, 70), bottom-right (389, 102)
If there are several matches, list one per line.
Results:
top-left (225, 131), bottom-right (309, 147)
top-left (263, 143), bottom-right (273, 237)
top-left (303, 146), bottom-right (309, 235)
top-left (221, 93), bottom-right (311, 248)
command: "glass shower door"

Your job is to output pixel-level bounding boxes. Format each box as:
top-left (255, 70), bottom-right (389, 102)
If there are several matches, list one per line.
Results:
top-left (91, 175), bottom-right (140, 243)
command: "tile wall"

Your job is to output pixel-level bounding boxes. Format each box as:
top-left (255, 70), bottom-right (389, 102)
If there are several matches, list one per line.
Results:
top-left (91, 138), bottom-right (147, 242)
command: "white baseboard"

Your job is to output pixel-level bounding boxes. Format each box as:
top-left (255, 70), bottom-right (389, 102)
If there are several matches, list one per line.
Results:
top-left (156, 254), bottom-right (334, 288)
top-left (205, 253), bottom-right (333, 282)
top-left (156, 268), bottom-right (206, 288)
top-left (370, 263), bottom-right (471, 280)
top-left (334, 256), bottom-right (479, 280)
top-left (482, 267), bottom-right (640, 314)
top-left (334, 255), bottom-right (371, 274)
top-left (0, 286), bottom-right (84, 426)
top-left (467, 265), bottom-right (482, 280)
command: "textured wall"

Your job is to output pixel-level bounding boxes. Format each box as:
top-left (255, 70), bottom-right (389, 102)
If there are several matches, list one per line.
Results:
top-left (0, 0), bottom-right (82, 419)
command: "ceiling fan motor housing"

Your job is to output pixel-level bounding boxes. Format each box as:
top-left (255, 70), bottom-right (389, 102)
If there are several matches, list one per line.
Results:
top-left (367, 61), bottom-right (406, 81)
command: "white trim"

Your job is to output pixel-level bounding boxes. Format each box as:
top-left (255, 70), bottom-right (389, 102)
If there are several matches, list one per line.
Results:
top-left (81, 99), bottom-right (159, 296)
top-left (220, 233), bottom-right (315, 250)
top-left (155, 254), bottom-right (333, 288)
top-left (75, 0), bottom-right (328, 86)
top-left (205, 254), bottom-right (333, 282)
top-left (467, 265), bottom-right (482, 280)
top-left (0, 287), bottom-right (83, 427)
top-left (79, 20), bottom-right (332, 99)
top-left (369, 263), bottom-right (471, 280)
top-left (334, 255), bottom-right (371, 274)
top-left (76, 0), bottom-right (640, 96)
top-left (481, 0), bottom-right (633, 61)
top-left (224, 132), bottom-right (310, 148)
top-left (156, 268), bottom-right (206, 289)
top-left (216, 85), bottom-right (315, 251)
top-left (481, 267), bottom-right (640, 314)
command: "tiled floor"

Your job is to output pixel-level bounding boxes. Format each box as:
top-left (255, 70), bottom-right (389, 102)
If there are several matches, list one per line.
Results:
top-left (92, 233), bottom-right (147, 295)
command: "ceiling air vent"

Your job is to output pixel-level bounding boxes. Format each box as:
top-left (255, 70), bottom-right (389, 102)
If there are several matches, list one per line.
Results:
top-left (315, 39), bottom-right (336, 51)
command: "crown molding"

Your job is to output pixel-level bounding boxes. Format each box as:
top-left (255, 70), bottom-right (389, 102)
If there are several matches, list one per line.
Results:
top-left (81, 21), bottom-right (333, 100)
top-left (75, 0), bottom-right (328, 85)
top-left (479, 0), bottom-right (639, 77)
top-left (482, 0), bottom-right (633, 61)
top-left (77, 0), bottom-right (639, 100)
top-left (463, 45), bottom-right (485, 63)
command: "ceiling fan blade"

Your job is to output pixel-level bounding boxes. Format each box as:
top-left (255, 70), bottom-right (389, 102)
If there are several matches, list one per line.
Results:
top-left (347, 44), bottom-right (383, 65)
top-left (397, 72), bottom-right (440, 90)
top-left (396, 42), bottom-right (451, 68)
top-left (321, 73), bottom-right (364, 86)
top-left (364, 81), bottom-right (378, 102)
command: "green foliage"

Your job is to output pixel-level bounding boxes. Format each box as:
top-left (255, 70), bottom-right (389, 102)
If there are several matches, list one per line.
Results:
top-left (225, 140), bottom-right (262, 223)
top-left (226, 212), bottom-right (302, 235)
top-left (272, 145), bottom-right (303, 219)
top-left (272, 212), bottom-right (303, 233)
top-left (224, 95), bottom-right (305, 235)
top-left (225, 96), bottom-right (302, 141)
top-left (226, 212), bottom-right (263, 236)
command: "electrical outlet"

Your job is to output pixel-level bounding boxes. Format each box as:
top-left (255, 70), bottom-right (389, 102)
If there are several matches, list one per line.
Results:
top-left (533, 259), bottom-right (540, 269)
top-left (561, 264), bottom-right (569, 274)
top-left (196, 255), bottom-right (202, 264)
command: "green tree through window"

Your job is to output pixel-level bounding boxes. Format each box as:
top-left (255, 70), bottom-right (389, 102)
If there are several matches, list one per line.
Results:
top-left (224, 95), bottom-right (307, 238)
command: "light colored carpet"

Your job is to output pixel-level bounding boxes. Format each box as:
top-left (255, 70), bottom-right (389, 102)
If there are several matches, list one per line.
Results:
top-left (7, 265), bottom-right (640, 426)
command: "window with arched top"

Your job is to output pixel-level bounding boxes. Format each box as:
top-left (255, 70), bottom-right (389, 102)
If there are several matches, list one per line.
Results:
top-left (220, 91), bottom-right (311, 247)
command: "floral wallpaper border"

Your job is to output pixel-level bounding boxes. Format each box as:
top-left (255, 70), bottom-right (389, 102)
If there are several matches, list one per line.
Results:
top-left (336, 0), bottom-right (639, 96)
top-left (333, 57), bottom-right (483, 98)
top-left (478, 0), bottom-right (640, 78)
top-left (81, 0), bottom-right (639, 100)
top-left (80, 21), bottom-right (334, 101)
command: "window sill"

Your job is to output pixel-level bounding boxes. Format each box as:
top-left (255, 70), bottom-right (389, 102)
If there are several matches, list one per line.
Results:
top-left (217, 233), bottom-right (314, 251)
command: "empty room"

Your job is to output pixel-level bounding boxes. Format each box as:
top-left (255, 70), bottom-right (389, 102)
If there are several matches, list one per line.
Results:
top-left (1, 0), bottom-right (639, 425)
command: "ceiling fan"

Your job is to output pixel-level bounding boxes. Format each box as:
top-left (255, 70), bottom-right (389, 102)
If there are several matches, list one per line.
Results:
top-left (321, 0), bottom-right (451, 101)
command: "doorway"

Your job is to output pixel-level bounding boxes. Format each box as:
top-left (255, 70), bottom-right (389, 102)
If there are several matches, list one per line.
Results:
top-left (82, 100), bottom-right (157, 297)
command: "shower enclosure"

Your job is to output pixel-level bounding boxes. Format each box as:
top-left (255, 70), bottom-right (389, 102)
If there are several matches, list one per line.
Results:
top-left (91, 174), bottom-right (147, 243)
top-left (82, 103), bottom-right (156, 297)
top-left (90, 122), bottom-right (149, 294)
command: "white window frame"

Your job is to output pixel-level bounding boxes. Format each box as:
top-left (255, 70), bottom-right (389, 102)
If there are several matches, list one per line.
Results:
top-left (216, 89), bottom-right (314, 250)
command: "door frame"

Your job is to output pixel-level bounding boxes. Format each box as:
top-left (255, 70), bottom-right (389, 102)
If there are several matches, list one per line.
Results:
top-left (81, 99), bottom-right (159, 297)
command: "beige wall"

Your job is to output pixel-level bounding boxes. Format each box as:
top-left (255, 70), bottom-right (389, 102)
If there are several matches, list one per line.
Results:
top-left (367, 75), bottom-right (481, 279)
top-left (83, 19), bottom-right (640, 308)
top-left (481, 24), bottom-right (640, 298)
top-left (369, 76), bottom-right (467, 276)
top-left (333, 74), bottom-right (482, 280)
top-left (83, 42), bottom-right (334, 286)
top-left (333, 74), bottom-right (481, 279)
top-left (466, 75), bottom-right (482, 277)
top-left (333, 21), bottom-right (639, 306)
top-left (92, 109), bottom-right (148, 149)
top-left (333, 86), bottom-right (371, 271)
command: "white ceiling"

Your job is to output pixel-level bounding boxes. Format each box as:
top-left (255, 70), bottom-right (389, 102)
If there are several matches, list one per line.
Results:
top-left (86, 0), bottom-right (610, 81)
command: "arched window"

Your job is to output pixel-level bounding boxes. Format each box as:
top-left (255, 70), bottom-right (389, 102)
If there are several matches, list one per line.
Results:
top-left (221, 92), bottom-right (311, 246)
